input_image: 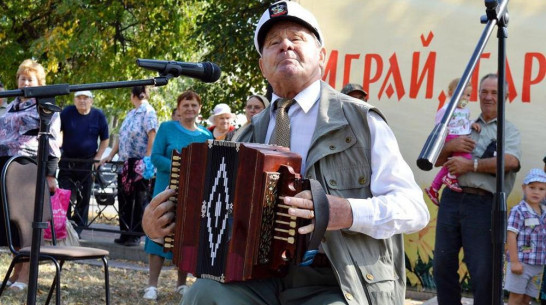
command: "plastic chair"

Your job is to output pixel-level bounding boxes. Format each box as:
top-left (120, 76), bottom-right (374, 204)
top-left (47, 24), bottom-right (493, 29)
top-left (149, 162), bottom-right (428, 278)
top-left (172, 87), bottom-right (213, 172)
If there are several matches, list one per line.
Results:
top-left (0, 156), bottom-right (110, 304)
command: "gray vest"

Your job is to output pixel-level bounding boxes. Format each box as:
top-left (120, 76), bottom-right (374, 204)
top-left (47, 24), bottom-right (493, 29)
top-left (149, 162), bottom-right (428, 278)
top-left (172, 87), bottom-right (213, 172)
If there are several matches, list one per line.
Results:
top-left (237, 81), bottom-right (406, 305)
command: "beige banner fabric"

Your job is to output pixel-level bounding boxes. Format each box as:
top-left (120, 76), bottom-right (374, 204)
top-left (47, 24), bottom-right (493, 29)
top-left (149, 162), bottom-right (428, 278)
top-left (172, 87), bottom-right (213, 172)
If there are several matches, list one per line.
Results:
top-left (300, 0), bottom-right (545, 291)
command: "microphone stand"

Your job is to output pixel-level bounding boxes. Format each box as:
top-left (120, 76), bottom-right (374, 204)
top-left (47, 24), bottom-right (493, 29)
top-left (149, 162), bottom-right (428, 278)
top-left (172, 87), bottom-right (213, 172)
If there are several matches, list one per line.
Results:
top-left (416, 1), bottom-right (509, 304)
top-left (0, 74), bottom-right (173, 305)
top-left (492, 2), bottom-right (508, 303)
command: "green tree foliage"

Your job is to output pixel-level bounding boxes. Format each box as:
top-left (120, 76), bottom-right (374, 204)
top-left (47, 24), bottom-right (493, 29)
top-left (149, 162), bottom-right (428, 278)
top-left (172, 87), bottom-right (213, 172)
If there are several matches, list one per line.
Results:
top-left (190, 1), bottom-right (270, 118)
top-left (0, 0), bottom-right (270, 127)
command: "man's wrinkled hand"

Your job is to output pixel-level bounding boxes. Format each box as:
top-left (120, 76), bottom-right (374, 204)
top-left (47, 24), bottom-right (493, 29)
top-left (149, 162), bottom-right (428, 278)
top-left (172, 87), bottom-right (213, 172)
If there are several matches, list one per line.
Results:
top-left (284, 191), bottom-right (353, 235)
top-left (142, 188), bottom-right (176, 239)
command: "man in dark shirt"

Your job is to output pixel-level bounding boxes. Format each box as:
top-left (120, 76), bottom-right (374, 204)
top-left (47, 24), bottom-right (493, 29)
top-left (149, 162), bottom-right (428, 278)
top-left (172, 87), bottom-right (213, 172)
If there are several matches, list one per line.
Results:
top-left (341, 83), bottom-right (368, 102)
top-left (58, 90), bottom-right (109, 234)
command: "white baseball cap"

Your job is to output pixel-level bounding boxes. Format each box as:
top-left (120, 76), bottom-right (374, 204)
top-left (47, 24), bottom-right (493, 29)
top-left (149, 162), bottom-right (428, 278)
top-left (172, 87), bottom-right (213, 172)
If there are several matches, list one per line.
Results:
top-left (74, 90), bottom-right (94, 98)
top-left (254, 1), bottom-right (324, 56)
top-left (523, 168), bottom-right (546, 185)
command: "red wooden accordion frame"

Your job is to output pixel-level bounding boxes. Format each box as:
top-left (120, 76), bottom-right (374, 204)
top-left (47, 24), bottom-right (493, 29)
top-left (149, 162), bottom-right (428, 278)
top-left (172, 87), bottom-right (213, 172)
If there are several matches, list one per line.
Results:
top-left (165, 140), bottom-right (308, 282)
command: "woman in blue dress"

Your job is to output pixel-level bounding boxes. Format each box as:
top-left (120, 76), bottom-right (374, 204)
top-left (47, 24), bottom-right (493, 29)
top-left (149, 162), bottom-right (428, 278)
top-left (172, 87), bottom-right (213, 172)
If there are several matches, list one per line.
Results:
top-left (143, 90), bottom-right (213, 300)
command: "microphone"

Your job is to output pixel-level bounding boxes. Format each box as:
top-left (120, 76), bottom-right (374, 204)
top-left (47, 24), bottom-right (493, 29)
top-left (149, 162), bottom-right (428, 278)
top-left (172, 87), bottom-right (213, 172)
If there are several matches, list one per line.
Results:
top-left (136, 59), bottom-right (221, 83)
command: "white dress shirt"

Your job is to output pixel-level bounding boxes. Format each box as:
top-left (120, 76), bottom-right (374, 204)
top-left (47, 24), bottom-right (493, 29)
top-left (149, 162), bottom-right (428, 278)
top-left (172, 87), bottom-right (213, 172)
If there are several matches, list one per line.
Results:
top-left (266, 80), bottom-right (429, 239)
top-left (265, 80), bottom-right (320, 175)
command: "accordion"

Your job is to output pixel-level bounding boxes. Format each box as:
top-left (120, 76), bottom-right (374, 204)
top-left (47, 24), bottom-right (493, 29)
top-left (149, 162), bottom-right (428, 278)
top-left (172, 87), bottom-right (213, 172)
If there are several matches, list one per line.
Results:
top-left (165, 140), bottom-right (313, 283)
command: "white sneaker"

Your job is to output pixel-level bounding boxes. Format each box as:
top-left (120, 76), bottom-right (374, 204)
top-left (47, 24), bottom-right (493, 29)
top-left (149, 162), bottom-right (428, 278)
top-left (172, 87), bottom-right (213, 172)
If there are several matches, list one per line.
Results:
top-left (175, 285), bottom-right (189, 296)
top-left (9, 282), bottom-right (28, 291)
top-left (143, 286), bottom-right (158, 300)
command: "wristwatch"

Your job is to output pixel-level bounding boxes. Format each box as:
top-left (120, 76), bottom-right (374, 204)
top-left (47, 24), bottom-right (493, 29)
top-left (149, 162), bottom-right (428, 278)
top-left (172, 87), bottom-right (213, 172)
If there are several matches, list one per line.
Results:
top-left (473, 158), bottom-right (478, 172)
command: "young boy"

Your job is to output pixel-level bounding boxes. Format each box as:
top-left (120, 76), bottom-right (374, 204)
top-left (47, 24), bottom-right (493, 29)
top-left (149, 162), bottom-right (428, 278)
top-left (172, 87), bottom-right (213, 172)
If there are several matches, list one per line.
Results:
top-left (505, 168), bottom-right (546, 305)
top-left (424, 78), bottom-right (475, 205)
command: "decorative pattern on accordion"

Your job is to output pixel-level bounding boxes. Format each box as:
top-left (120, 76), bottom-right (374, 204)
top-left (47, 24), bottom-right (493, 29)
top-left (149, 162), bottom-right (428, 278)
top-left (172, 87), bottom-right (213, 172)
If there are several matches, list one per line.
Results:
top-left (196, 141), bottom-right (239, 280)
top-left (200, 155), bottom-right (234, 267)
top-left (258, 173), bottom-right (297, 264)
top-left (258, 173), bottom-right (279, 264)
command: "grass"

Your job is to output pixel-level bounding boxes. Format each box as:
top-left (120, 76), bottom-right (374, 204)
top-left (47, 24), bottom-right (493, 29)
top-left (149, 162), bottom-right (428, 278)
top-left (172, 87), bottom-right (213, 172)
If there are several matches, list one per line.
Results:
top-left (0, 251), bottom-right (193, 305)
top-left (1, 251), bottom-right (435, 305)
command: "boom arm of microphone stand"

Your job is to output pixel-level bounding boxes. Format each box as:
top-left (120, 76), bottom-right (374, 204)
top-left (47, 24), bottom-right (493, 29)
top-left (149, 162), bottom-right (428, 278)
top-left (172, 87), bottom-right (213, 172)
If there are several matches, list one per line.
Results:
top-left (416, 123), bottom-right (448, 171)
top-left (417, 76), bottom-right (474, 171)
top-left (0, 77), bottom-right (172, 101)
top-left (416, 0), bottom-right (508, 171)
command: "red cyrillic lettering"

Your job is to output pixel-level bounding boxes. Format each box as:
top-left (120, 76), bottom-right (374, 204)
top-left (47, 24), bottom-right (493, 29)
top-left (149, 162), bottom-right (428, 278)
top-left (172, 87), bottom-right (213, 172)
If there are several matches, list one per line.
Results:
top-left (410, 51), bottom-right (436, 98)
top-left (522, 52), bottom-right (546, 102)
top-left (378, 54), bottom-right (405, 100)
top-left (323, 50), bottom-right (339, 88)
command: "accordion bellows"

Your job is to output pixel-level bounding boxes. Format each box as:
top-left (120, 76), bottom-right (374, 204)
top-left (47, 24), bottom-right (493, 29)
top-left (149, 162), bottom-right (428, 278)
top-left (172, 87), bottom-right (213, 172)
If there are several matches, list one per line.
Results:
top-left (166, 140), bottom-right (309, 282)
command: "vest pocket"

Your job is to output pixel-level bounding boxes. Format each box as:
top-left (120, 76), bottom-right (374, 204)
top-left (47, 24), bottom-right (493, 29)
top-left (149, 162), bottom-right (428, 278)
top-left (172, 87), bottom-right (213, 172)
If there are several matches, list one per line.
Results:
top-left (323, 165), bottom-right (370, 192)
top-left (359, 258), bottom-right (396, 303)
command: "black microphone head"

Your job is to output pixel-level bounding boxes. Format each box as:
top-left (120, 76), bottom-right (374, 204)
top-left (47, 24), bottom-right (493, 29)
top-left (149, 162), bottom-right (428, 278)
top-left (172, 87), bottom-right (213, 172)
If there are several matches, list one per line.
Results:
top-left (201, 62), bottom-right (221, 83)
top-left (136, 59), bottom-right (165, 71)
